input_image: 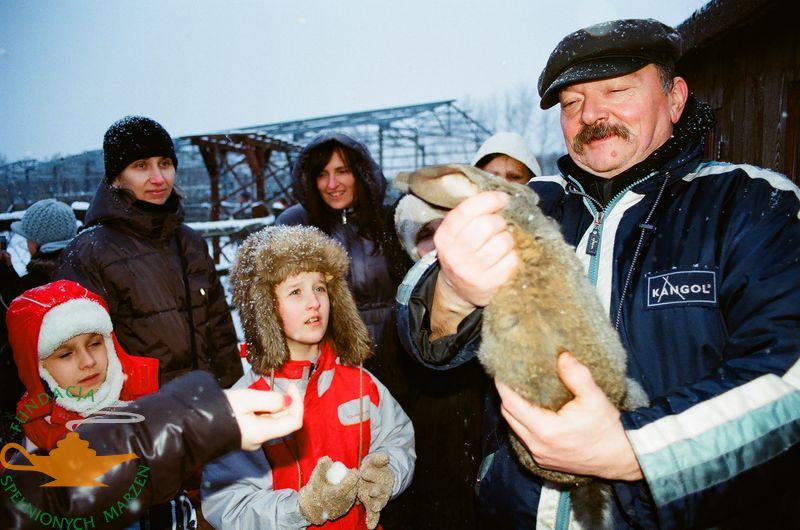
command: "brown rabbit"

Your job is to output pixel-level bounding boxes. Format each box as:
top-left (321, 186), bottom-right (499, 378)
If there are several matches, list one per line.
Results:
top-left (395, 164), bottom-right (648, 527)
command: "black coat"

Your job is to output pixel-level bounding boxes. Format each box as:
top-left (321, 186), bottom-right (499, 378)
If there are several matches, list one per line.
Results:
top-left (0, 371), bottom-right (240, 529)
top-left (55, 184), bottom-right (242, 387)
top-left (370, 311), bottom-right (487, 530)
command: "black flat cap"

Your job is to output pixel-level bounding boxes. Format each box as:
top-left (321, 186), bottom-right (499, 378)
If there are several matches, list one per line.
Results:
top-left (537, 18), bottom-right (682, 109)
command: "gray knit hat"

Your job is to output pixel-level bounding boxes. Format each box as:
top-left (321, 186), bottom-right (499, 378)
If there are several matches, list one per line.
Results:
top-left (10, 199), bottom-right (77, 253)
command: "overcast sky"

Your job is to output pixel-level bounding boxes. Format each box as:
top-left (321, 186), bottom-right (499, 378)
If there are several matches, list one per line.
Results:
top-left (0, 0), bottom-right (710, 163)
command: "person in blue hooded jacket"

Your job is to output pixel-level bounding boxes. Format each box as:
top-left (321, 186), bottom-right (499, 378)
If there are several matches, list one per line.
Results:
top-left (276, 132), bottom-right (411, 353)
top-left (395, 18), bottom-right (800, 529)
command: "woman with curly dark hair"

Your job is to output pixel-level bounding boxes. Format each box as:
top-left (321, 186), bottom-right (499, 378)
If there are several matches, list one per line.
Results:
top-left (275, 132), bottom-right (411, 352)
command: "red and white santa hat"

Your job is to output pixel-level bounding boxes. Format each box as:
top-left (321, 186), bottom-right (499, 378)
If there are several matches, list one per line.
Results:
top-left (37, 295), bottom-right (114, 358)
top-left (7, 280), bottom-right (125, 415)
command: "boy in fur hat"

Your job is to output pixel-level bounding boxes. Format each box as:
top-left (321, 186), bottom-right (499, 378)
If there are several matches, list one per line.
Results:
top-left (201, 225), bottom-right (414, 530)
top-left (5, 279), bottom-right (197, 527)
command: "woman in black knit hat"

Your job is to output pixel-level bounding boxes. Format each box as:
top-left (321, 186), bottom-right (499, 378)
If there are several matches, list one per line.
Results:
top-left (55, 116), bottom-right (242, 389)
top-left (54, 116), bottom-right (243, 526)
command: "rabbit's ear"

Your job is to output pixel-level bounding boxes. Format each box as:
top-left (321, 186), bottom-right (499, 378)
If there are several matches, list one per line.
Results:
top-left (393, 170), bottom-right (412, 192)
top-left (404, 164), bottom-right (481, 209)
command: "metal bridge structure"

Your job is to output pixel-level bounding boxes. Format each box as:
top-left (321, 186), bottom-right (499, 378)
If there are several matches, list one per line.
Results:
top-left (2, 100), bottom-right (492, 263)
top-left (182, 99), bottom-right (492, 218)
top-left (228, 99), bottom-right (492, 176)
top-left (180, 99), bottom-right (491, 261)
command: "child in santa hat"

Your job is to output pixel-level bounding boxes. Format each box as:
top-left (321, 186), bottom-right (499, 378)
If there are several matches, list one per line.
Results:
top-left (5, 279), bottom-right (196, 527)
top-left (202, 225), bottom-right (415, 530)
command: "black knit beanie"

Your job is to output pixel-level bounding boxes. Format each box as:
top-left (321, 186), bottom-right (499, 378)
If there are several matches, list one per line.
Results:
top-left (103, 116), bottom-right (179, 183)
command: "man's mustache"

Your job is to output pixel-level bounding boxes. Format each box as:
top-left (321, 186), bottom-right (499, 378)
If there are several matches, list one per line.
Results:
top-left (573, 122), bottom-right (630, 154)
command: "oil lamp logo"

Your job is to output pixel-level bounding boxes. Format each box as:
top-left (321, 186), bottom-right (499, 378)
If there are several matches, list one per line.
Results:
top-left (0, 400), bottom-right (150, 527)
top-left (0, 431), bottom-right (137, 487)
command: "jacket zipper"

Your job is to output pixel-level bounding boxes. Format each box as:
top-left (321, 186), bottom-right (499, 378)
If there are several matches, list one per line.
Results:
top-left (567, 173), bottom-right (655, 286)
top-left (555, 490), bottom-right (571, 530)
top-left (574, 147), bottom-right (704, 286)
top-left (585, 210), bottom-right (603, 256)
top-left (612, 172), bottom-right (670, 330)
top-left (567, 170), bottom-right (671, 335)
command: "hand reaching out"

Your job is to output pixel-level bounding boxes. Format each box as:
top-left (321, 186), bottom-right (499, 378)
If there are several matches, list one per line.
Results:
top-left (224, 383), bottom-right (303, 451)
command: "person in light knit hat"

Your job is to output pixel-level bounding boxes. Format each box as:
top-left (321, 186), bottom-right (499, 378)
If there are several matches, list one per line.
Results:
top-left (4, 199), bottom-right (78, 292)
top-left (471, 131), bottom-right (542, 184)
top-left (10, 198), bottom-right (78, 257)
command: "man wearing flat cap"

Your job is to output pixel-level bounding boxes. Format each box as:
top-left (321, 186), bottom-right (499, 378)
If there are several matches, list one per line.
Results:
top-left (395, 18), bottom-right (800, 529)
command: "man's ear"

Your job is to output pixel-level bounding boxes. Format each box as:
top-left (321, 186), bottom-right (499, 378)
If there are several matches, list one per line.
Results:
top-left (669, 76), bottom-right (690, 124)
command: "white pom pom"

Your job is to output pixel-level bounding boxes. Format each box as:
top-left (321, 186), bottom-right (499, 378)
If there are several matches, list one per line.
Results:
top-left (326, 461), bottom-right (348, 484)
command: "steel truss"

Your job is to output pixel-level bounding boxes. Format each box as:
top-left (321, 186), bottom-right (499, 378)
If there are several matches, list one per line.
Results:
top-left (228, 99), bottom-right (492, 179)
top-left (182, 99), bottom-right (491, 263)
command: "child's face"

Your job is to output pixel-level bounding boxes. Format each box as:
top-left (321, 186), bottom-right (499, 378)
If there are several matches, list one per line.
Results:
top-left (275, 271), bottom-right (331, 353)
top-left (41, 333), bottom-right (109, 391)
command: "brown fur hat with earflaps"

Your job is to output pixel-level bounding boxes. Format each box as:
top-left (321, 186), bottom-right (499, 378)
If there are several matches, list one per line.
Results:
top-left (230, 225), bottom-right (373, 373)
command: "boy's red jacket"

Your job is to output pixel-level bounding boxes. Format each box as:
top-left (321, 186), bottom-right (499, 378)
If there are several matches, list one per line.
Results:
top-left (253, 342), bottom-right (374, 528)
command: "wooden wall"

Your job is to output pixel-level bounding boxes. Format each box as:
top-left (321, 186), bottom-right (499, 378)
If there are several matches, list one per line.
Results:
top-left (677, 0), bottom-right (800, 184)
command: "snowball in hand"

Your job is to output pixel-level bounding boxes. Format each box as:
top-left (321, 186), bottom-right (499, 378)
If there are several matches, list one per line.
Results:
top-left (326, 461), bottom-right (349, 484)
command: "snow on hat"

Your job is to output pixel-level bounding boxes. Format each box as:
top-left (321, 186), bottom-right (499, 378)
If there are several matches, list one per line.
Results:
top-left (7, 280), bottom-right (124, 415)
top-left (10, 199), bottom-right (77, 253)
top-left (538, 18), bottom-right (682, 109)
top-left (394, 194), bottom-right (447, 261)
top-left (103, 115), bottom-right (178, 183)
top-left (471, 132), bottom-right (542, 178)
top-left (230, 225), bottom-right (372, 373)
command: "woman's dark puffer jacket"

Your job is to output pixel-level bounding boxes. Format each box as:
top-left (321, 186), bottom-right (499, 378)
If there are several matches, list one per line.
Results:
top-left (55, 183), bottom-right (242, 387)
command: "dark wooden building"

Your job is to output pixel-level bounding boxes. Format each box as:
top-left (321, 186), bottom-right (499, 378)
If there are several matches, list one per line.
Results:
top-left (677, 0), bottom-right (800, 184)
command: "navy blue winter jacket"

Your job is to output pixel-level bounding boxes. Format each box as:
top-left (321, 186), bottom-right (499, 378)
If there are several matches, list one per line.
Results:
top-left (396, 132), bottom-right (800, 528)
